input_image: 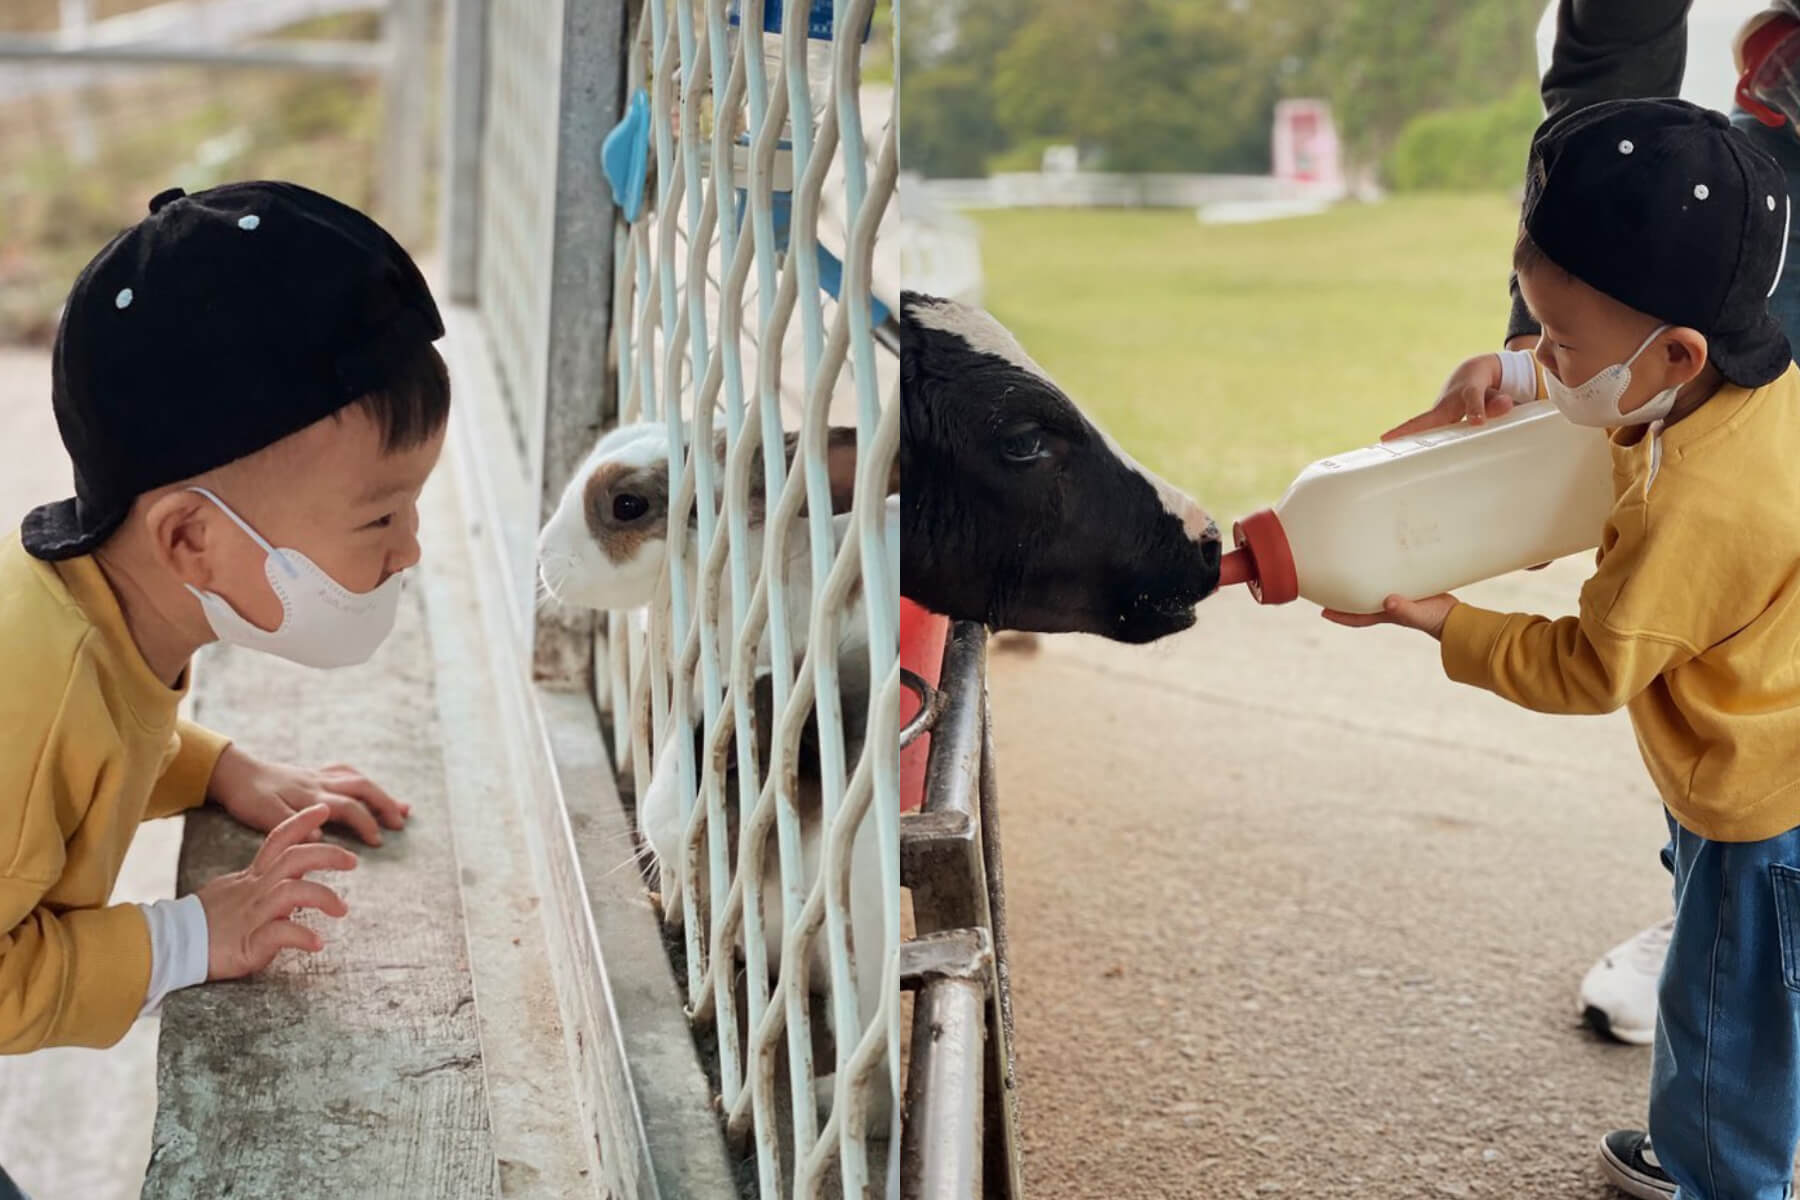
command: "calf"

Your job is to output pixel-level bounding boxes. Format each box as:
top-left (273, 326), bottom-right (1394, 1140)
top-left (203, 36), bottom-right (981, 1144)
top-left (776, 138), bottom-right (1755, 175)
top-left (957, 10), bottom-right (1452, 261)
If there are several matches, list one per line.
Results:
top-left (900, 292), bottom-right (1223, 643)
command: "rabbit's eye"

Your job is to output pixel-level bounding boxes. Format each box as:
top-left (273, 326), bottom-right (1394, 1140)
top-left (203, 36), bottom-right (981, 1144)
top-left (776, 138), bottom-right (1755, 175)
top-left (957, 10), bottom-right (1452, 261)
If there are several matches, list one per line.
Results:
top-left (613, 493), bottom-right (650, 521)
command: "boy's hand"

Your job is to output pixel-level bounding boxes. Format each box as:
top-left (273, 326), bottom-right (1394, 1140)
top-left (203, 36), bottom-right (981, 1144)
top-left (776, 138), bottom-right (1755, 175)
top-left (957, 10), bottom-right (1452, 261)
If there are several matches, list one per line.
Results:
top-left (208, 745), bottom-right (409, 847)
top-left (1322, 594), bottom-right (1459, 639)
top-left (1382, 352), bottom-right (1520, 441)
top-left (196, 805), bottom-right (358, 981)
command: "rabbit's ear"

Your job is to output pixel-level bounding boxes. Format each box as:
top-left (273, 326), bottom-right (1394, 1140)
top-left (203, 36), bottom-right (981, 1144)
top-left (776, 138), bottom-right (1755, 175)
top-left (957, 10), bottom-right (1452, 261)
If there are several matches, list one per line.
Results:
top-left (826, 428), bottom-right (859, 514)
top-left (752, 671), bottom-right (777, 774)
top-left (825, 427), bottom-right (901, 513)
top-left (785, 427), bottom-right (866, 515)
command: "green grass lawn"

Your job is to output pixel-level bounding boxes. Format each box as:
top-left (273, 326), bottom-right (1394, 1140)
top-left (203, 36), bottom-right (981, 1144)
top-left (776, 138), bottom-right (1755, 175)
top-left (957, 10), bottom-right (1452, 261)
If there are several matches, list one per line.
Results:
top-left (969, 194), bottom-right (1527, 521)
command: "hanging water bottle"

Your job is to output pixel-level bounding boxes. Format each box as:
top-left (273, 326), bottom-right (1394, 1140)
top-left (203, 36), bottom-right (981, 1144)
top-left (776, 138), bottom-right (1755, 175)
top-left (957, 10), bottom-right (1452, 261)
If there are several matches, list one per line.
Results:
top-left (726, 0), bottom-right (873, 256)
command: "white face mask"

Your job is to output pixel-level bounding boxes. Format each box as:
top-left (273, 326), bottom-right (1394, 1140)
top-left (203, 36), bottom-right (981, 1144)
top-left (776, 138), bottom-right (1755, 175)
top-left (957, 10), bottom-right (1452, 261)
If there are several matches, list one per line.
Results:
top-left (184, 486), bottom-right (404, 670)
top-left (1542, 324), bottom-right (1680, 428)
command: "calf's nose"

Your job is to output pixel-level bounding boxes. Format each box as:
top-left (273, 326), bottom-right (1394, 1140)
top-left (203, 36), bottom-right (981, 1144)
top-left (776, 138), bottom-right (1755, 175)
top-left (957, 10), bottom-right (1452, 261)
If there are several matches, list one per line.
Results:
top-left (1199, 529), bottom-right (1222, 572)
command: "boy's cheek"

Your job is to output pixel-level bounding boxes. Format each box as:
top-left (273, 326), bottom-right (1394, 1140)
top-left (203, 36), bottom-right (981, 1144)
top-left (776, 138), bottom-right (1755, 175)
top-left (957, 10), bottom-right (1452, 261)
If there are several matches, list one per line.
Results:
top-left (332, 548), bottom-right (398, 594)
top-left (209, 564), bottom-right (287, 633)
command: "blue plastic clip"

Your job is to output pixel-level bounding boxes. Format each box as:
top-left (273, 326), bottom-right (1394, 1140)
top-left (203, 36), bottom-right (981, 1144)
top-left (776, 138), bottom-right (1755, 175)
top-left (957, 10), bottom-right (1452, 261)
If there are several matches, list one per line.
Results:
top-left (602, 89), bottom-right (651, 222)
top-left (815, 244), bottom-right (891, 326)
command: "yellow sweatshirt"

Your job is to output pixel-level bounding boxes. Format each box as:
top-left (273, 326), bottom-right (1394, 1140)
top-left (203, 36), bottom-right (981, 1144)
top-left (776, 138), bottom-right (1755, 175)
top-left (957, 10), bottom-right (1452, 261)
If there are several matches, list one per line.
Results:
top-left (1442, 364), bottom-right (1800, 842)
top-left (0, 532), bottom-right (229, 1051)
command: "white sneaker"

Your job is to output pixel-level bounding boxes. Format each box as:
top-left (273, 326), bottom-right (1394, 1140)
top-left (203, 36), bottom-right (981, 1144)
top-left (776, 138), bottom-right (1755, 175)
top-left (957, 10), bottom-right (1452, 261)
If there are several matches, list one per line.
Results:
top-left (1578, 918), bottom-right (1672, 1046)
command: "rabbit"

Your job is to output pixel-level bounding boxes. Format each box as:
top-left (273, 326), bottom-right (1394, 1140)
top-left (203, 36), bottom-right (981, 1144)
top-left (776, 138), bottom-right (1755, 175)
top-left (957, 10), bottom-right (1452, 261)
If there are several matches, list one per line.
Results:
top-left (536, 421), bottom-right (895, 686)
top-left (638, 662), bottom-right (888, 1135)
top-left (537, 420), bottom-right (897, 1134)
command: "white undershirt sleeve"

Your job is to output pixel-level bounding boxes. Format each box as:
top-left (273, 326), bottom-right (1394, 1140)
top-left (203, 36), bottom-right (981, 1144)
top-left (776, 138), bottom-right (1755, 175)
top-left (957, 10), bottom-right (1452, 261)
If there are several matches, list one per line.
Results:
top-left (138, 894), bottom-right (209, 1015)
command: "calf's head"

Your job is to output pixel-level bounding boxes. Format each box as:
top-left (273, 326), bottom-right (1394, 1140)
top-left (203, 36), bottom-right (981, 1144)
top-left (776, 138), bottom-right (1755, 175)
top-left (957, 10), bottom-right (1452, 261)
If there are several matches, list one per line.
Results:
top-left (900, 292), bottom-right (1222, 643)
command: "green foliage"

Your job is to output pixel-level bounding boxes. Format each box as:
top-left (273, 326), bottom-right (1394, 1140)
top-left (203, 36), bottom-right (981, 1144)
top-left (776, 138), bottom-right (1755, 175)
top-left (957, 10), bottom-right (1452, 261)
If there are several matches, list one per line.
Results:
top-left (0, 66), bottom-right (384, 345)
top-left (984, 138), bottom-right (1069, 174)
top-left (1387, 82), bottom-right (1542, 192)
top-left (1308, 0), bottom-right (1542, 165)
top-left (901, 0), bottom-right (1547, 179)
top-left (992, 0), bottom-right (1274, 173)
top-left (898, 0), bottom-right (1034, 178)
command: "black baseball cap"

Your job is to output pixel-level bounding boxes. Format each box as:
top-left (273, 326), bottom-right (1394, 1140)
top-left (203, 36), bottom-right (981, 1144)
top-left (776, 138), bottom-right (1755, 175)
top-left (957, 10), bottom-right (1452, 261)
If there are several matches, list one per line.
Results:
top-left (21, 180), bottom-right (444, 561)
top-left (1523, 97), bottom-right (1794, 388)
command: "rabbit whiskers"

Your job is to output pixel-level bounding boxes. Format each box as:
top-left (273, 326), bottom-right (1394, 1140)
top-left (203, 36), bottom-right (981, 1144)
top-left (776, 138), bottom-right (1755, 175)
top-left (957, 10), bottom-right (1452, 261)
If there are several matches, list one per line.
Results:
top-left (536, 557), bottom-right (577, 613)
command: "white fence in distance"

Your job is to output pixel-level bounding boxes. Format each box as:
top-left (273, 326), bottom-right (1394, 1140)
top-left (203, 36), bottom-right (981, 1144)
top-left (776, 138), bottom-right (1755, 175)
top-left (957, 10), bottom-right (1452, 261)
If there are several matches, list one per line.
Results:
top-left (916, 170), bottom-right (1350, 213)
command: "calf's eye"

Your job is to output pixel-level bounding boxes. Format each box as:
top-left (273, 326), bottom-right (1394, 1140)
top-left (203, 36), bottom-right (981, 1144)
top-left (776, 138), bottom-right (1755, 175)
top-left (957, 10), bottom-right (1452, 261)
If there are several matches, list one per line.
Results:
top-left (613, 493), bottom-right (650, 521)
top-left (999, 430), bottom-right (1049, 464)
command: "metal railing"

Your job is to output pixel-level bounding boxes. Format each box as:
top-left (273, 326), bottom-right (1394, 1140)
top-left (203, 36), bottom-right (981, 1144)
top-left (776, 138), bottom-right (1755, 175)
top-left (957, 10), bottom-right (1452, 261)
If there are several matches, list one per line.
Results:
top-left (900, 624), bottom-right (1023, 1199)
top-left (0, 0), bottom-right (431, 246)
top-left (604, 0), bottom-right (900, 1195)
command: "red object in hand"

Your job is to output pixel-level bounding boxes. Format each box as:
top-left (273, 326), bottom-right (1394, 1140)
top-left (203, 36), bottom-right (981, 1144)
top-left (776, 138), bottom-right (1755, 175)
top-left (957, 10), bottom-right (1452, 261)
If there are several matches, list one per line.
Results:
top-left (1217, 508), bottom-right (1300, 605)
top-left (1736, 9), bottom-right (1800, 128)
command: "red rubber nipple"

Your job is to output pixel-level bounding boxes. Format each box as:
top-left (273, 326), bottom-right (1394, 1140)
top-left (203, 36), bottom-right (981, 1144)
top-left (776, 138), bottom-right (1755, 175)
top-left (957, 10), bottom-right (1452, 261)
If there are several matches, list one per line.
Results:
top-left (1228, 508), bottom-right (1299, 606)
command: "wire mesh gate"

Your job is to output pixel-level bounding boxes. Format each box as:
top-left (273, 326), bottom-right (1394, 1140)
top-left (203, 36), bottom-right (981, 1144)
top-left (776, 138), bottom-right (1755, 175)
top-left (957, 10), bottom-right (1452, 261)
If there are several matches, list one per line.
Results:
top-left (600, 0), bottom-right (900, 1195)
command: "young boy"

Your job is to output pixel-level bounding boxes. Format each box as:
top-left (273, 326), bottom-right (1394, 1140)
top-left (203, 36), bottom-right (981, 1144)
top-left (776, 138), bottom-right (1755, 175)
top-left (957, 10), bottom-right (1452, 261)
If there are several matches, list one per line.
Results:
top-left (1331, 99), bottom-right (1800, 1199)
top-left (0, 182), bottom-right (448, 1070)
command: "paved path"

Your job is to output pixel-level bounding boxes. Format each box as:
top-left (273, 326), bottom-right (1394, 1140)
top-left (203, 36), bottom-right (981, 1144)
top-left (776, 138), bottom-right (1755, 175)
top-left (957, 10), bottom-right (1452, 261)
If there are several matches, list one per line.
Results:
top-left (993, 559), bottom-right (1674, 1199)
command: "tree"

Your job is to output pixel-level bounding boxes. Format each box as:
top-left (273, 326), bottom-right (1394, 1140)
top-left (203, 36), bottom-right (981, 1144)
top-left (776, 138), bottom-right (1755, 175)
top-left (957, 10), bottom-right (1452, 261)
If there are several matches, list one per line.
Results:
top-left (897, 0), bottom-right (1034, 177)
top-left (895, 0), bottom-right (1542, 180)
top-left (990, 0), bottom-right (1279, 173)
top-left (1319, 0), bottom-right (1542, 168)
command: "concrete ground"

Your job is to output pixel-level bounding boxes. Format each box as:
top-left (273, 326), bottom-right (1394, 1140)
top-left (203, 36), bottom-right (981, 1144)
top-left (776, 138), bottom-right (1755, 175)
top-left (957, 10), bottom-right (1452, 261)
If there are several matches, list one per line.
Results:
top-left (992, 560), bottom-right (1673, 1199)
top-left (0, 348), bottom-right (180, 1199)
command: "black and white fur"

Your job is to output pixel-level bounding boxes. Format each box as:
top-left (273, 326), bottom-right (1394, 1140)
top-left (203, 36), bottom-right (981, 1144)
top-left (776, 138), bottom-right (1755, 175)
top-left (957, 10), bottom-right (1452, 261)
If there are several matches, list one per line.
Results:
top-left (900, 292), bottom-right (1223, 642)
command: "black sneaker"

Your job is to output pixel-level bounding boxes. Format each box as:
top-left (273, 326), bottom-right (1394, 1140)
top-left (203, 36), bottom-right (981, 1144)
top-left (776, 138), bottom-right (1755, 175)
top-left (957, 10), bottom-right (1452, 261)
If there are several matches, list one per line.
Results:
top-left (1598, 1130), bottom-right (1676, 1199)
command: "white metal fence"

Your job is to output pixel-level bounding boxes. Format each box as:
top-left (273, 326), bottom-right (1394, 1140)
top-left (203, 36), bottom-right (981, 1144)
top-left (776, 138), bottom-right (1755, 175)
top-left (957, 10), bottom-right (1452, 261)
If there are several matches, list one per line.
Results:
top-left (475, 0), bottom-right (561, 461)
top-left (605, 0), bottom-right (900, 1195)
top-left (917, 170), bottom-right (1347, 212)
top-left (0, 0), bottom-right (430, 246)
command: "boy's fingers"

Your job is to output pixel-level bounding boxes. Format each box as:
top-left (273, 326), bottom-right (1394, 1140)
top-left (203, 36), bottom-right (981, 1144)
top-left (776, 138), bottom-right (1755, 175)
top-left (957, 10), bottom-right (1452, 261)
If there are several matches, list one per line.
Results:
top-left (274, 843), bottom-right (359, 880)
top-left (1463, 387), bottom-right (1486, 425)
top-left (253, 804), bottom-right (333, 870)
top-left (1320, 609), bottom-right (1387, 627)
top-left (1381, 595), bottom-right (1435, 631)
top-left (1381, 406), bottom-right (1452, 442)
top-left (249, 919), bottom-right (323, 964)
top-left (324, 796), bottom-right (385, 846)
top-left (255, 878), bottom-right (348, 925)
top-left (327, 775), bottom-right (409, 829)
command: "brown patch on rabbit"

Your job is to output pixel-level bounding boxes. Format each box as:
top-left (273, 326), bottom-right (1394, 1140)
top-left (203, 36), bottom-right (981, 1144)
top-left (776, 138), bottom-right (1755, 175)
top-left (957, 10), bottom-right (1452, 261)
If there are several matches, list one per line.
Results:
top-left (582, 461), bottom-right (669, 564)
top-left (702, 427), bottom-right (870, 528)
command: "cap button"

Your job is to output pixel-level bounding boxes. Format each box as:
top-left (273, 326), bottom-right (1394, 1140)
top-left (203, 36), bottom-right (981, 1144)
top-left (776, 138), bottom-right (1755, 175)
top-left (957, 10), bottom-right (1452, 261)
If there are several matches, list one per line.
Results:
top-left (148, 187), bottom-right (186, 214)
top-left (1706, 109), bottom-right (1731, 129)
